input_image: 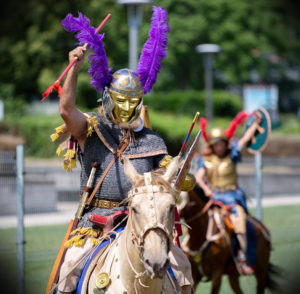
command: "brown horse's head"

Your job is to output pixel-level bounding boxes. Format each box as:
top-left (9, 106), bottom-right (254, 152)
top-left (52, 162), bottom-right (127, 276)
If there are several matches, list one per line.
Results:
top-left (124, 156), bottom-right (179, 278)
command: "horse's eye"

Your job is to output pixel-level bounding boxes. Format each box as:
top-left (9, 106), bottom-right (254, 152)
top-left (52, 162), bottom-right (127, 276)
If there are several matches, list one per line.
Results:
top-left (132, 207), bottom-right (139, 214)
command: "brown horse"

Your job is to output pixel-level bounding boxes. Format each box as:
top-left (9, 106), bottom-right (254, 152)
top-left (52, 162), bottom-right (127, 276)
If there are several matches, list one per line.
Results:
top-left (179, 185), bottom-right (277, 294)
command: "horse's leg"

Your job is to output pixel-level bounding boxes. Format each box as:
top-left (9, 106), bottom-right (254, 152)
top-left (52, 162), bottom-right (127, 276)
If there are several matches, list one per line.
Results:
top-left (255, 263), bottom-right (269, 294)
top-left (228, 273), bottom-right (243, 294)
top-left (255, 235), bottom-right (271, 294)
top-left (188, 255), bottom-right (202, 289)
top-left (210, 271), bottom-right (223, 294)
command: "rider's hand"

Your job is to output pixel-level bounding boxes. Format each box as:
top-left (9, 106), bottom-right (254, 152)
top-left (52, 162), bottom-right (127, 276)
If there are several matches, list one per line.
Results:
top-left (204, 187), bottom-right (213, 198)
top-left (68, 46), bottom-right (86, 71)
top-left (254, 111), bottom-right (263, 125)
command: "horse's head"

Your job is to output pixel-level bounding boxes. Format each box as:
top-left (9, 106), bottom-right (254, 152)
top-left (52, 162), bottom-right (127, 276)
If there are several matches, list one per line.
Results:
top-left (124, 156), bottom-right (179, 278)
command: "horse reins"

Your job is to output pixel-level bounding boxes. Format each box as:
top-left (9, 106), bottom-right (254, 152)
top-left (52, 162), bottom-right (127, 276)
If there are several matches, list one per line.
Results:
top-left (185, 199), bottom-right (213, 223)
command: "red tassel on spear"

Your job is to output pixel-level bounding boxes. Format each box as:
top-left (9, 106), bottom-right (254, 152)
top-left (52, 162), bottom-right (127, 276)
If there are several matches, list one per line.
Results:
top-left (41, 13), bottom-right (111, 102)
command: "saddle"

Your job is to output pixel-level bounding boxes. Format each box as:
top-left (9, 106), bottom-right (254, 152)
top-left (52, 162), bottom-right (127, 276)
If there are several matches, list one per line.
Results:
top-left (210, 200), bottom-right (234, 232)
top-left (88, 210), bottom-right (129, 232)
top-left (211, 200), bottom-right (233, 211)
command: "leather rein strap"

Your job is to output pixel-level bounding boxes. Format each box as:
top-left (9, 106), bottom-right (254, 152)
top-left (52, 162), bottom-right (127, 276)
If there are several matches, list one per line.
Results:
top-left (186, 199), bottom-right (213, 223)
top-left (86, 133), bottom-right (130, 206)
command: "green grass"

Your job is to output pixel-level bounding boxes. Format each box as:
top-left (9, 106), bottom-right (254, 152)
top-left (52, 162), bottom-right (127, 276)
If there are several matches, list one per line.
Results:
top-left (0, 205), bottom-right (299, 293)
top-left (0, 224), bottom-right (68, 293)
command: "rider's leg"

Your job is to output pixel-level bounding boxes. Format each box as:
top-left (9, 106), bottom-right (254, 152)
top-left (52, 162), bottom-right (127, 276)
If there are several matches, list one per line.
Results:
top-left (230, 205), bottom-right (254, 275)
top-left (57, 238), bottom-right (95, 293)
top-left (168, 242), bottom-right (193, 293)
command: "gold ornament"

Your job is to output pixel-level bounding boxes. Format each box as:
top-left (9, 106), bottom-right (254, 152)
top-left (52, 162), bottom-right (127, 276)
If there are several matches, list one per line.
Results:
top-left (180, 173), bottom-right (196, 192)
top-left (95, 272), bottom-right (110, 289)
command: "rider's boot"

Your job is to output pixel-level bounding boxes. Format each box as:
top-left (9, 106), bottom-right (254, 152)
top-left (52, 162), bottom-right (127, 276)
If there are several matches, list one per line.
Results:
top-left (181, 285), bottom-right (192, 294)
top-left (236, 233), bottom-right (254, 275)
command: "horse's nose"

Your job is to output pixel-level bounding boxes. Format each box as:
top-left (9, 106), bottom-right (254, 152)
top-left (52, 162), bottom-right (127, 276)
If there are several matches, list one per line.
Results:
top-left (144, 258), bottom-right (170, 278)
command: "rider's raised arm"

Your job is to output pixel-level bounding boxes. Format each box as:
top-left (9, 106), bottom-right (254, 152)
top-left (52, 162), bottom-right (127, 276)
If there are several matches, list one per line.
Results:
top-left (59, 46), bottom-right (88, 147)
top-left (195, 167), bottom-right (213, 198)
top-left (237, 112), bottom-right (262, 150)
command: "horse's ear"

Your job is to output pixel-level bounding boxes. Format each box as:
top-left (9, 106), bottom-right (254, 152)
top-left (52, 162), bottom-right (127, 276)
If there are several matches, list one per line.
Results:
top-left (162, 156), bottom-right (180, 183)
top-left (124, 157), bottom-right (143, 185)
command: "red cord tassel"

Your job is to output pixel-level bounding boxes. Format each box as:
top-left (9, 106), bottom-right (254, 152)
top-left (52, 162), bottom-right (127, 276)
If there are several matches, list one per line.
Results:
top-left (174, 207), bottom-right (182, 247)
top-left (41, 81), bottom-right (63, 101)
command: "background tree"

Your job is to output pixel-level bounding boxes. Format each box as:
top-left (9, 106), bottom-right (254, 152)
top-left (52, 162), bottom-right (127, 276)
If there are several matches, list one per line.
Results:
top-left (1, 0), bottom-right (300, 111)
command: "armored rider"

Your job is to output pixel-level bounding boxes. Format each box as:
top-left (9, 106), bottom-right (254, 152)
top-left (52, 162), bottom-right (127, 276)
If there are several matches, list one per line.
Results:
top-left (195, 111), bottom-right (263, 275)
top-left (52, 6), bottom-right (194, 294)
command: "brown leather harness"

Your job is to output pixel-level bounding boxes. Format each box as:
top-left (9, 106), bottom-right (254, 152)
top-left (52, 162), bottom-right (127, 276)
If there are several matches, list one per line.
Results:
top-left (85, 129), bottom-right (131, 206)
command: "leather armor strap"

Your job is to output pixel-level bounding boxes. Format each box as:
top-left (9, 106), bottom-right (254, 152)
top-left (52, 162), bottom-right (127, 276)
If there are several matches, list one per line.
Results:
top-left (86, 131), bottom-right (130, 206)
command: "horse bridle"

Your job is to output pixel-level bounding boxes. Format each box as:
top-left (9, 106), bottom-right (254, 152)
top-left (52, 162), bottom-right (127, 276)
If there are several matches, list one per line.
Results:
top-left (124, 172), bottom-right (177, 293)
top-left (127, 172), bottom-right (174, 248)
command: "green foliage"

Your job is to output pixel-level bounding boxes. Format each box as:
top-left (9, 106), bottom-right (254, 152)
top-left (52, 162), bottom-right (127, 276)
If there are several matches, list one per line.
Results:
top-left (149, 109), bottom-right (236, 155)
top-left (0, 0), bottom-right (299, 108)
top-left (274, 114), bottom-right (300, 135)
top-left (2, 105), bottom-right (300, 158)
top-left (145, 90), bottom-right (242, 118)
top-left (149, 0), bottom-right (292, 91)
top-left (3, 98), bottom-right (27, 118)
top-left (3, 114), bottom-right (64, 158)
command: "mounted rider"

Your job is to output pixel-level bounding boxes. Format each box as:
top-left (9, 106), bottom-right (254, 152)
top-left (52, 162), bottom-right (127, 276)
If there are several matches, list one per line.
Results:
top-left (48, 7), bottom-right (194, 294)
top-left (195, 110), bottom-right (267, 275)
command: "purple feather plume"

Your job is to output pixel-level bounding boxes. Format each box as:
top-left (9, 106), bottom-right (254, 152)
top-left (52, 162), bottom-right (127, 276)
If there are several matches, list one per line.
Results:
top-left (61, 12), bottom-right (112, 92)
top-left (137, 6), bottom-right (170, 94)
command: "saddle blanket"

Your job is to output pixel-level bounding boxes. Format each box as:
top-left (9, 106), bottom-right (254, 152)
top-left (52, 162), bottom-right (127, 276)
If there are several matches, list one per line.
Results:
top-left (76, 226), bottom-right (124, 294)
top-left (75, 226), bottom-right (178, 293)
top-left (227, 219), bottom-right (258, 273)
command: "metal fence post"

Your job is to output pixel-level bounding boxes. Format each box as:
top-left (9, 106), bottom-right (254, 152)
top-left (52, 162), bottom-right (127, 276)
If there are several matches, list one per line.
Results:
top-left (16, 144), bottom-right (25, 294)
top-left (255, 152), bottom-right (262, 220)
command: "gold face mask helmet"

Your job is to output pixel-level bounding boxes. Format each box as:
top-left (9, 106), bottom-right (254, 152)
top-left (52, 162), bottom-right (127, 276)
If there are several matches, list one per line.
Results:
top-left (102, 69), bottom-right (144, 124)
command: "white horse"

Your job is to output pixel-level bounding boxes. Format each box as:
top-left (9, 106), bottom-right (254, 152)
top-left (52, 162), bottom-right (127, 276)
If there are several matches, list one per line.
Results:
top-left (79, 156), bottom-right (181, 294)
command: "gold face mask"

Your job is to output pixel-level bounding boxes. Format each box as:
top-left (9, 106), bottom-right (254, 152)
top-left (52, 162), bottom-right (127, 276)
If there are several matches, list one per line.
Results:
top-left (109, 90), bottom-right (142, 123)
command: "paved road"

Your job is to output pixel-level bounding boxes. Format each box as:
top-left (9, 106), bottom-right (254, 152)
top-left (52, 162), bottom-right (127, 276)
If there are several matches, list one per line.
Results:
top-left (1, 195), bottom-right (300, 228)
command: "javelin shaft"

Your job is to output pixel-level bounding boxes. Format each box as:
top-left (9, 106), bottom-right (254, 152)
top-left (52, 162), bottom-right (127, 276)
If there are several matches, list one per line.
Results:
top-left (178, 111), bottom-right (200, 158)
top-left (175, 130), bottom-right (202, 191)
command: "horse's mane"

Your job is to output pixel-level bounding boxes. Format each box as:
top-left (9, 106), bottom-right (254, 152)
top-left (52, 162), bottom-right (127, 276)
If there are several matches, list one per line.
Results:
top-left (134, 168), bottom-right (172, 191)
top-left (120, 168), bottom-right (173, 206)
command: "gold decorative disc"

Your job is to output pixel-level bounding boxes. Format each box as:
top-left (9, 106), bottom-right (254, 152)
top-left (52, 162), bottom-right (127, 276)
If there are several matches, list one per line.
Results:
top-left (95, 272), bottom-right (110, 289)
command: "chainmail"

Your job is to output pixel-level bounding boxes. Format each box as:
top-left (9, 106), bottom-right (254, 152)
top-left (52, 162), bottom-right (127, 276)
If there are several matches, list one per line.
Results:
top-left (77, 112), bottom-right (167, 227)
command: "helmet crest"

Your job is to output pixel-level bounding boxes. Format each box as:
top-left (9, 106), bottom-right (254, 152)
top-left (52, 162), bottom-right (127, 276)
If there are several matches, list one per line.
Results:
top-left (199, 111), bottom-right (249, 144)
top-left (62, 6), bottom-right (169, 95)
